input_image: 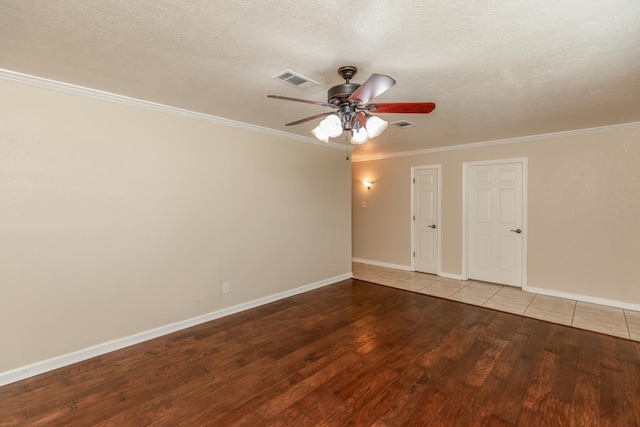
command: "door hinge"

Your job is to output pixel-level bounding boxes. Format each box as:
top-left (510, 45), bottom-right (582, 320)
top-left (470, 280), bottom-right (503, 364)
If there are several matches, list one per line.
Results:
top-left (413, 178), bottom-right (415, 184)
top-left (413, 215), bottom-right (415, 220)
top-left (413, 252), bottom-right (415, 257)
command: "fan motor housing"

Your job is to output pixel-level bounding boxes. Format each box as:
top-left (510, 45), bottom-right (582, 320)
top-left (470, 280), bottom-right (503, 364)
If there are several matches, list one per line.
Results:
top-left (327, 83), bottom-right (360, 105)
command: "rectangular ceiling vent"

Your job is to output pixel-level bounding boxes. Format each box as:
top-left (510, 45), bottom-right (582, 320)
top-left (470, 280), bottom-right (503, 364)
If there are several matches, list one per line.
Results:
top-left (391, 120), bottom-right (415, 129)
top-left (273, 70), bottom-right (318, 89)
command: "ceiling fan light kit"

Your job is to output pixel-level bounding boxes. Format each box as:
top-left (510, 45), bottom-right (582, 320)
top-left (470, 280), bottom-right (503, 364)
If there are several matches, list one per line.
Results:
top-left (268, 66), bottom-right (435, 145)
top-left (310, 125), bottom-right (329, 143)
top-left (365, 115), bottom-right (388, 138)
top-left (319, 114), bottom-right (343, 138)
top-left (351, 127), bottom-right (369, 144)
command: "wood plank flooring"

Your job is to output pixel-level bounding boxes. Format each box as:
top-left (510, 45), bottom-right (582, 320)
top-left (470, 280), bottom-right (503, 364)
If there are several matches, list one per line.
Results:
top-left (1, 279), bottom-right (640, 426)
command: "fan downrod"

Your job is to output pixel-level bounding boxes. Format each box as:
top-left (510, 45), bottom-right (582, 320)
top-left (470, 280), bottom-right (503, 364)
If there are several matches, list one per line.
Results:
top-left (338, 66), bottom-right (357, 83)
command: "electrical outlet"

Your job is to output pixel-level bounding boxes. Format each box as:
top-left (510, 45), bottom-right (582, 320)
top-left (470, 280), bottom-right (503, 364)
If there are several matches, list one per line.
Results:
top-left (222, 282), bottom-right (230, 294)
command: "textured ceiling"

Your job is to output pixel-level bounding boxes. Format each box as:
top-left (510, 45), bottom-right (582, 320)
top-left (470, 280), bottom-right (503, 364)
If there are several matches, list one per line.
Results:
top-left (1, 0), bottom-right (639, 157)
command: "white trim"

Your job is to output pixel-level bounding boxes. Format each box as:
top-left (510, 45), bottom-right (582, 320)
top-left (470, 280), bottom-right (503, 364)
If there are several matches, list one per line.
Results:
top-left (524, 285), bottom-right (640, 313)
top-left (0, 273), bottom-right (351, 387)
top-left (462, 164), bottom-right (469, 280)
top-left (439, 272), bottom-right (464, 281)
top-left (410, 165), bottom-right (441, 275)
top-left (462, 158), bottom-right (528, 287)
top-left (352, 258), bottom-right (412, 271)
top-left (351, 121), bottom-right (640, 162)
top-left (0, 68), bottom-right (351, 152)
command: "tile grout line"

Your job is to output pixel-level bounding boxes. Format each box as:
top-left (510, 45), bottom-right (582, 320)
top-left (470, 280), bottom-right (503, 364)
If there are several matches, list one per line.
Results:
top-left (523, 293), bottom-right (539, 315)
top-left (448, 281), bottom-right (470, 298)
top-left (486, 286), bottom-right (503, 303)
top-left (480, 287), bottom-right (501, 307)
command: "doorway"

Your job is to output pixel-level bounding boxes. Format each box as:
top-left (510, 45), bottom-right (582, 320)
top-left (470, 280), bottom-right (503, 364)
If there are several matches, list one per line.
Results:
top-left (463, 159), bottom-right (527, 287)
top-left (411, 165), bottom-right (441, 275)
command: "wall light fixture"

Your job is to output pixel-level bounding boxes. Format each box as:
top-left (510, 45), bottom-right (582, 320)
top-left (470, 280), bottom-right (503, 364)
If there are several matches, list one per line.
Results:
top-left (361, 179), bottom-right (375, 190)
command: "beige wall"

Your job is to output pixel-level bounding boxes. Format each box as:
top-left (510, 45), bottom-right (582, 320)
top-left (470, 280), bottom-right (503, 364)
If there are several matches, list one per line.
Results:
top-left (353, 127), bottom-right (640, 305)
top-left (0, 79), bottom-right (351, 372)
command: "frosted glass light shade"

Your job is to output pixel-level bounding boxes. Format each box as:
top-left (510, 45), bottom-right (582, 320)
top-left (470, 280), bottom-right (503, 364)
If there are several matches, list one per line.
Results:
top-left (351, 127), bottom-right (369, 144)
top-left (365, 116), bottom-right (388, 138)
top-left (311, 125), bottom-right (329, 143)
top-left (319, 114), bottom-right (343, 138)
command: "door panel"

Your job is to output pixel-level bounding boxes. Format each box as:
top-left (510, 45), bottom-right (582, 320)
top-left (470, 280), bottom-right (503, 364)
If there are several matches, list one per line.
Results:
top-left (419, 191), bottom-right (435, 222)
top-left (475, 235), bottom-right (492, 268)
top-left (419, 231), bottom-right (435, 263)
top-left (497, 236), bottom-right (515, 272)
top-left (468, 162), bottom-right (524, 287)
top-left (499, 189), bottom-right (515, 224)
top-left (477, 189), bottom-right (491, 223)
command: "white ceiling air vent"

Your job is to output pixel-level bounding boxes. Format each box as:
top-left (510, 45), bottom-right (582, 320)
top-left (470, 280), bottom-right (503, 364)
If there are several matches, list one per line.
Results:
top-left (391, 120), bottom-right (415, 129)
top-left (273, 70), bottom-right (318, 89)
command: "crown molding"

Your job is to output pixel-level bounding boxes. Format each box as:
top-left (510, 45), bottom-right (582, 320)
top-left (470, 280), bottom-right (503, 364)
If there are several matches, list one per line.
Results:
top-left (0, 68), bottom-right (353, 151)
top-left (4, 68), bottom-right (634, 159)
top-left (352, 121), bottom-right (640, 162)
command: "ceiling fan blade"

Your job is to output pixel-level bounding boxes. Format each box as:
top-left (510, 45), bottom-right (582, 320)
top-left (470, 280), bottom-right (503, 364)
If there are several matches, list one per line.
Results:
top-left (268, 95), bottom-right (333, 108)
top-left (366, 102), bottom-right (436, 114)
top-left (348, 74), bottom-right (396, 104)
top-left (285, 112), bottom-right (333, 126)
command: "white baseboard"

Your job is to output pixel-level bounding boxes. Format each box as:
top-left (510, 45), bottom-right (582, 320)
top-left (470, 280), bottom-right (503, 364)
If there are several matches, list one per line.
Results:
top-left (524, 285), bottom-right (640, 312)
top-left (439, 272), bottom-right (464, 280)
top-left (352, 258), bottom-right (412, 271)
top-left (0, 273), bottom-right (351, 387)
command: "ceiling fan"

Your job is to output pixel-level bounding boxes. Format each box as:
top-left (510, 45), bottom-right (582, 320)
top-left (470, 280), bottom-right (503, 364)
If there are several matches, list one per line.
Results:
top-left (268, 66), bottom-right (435, 144)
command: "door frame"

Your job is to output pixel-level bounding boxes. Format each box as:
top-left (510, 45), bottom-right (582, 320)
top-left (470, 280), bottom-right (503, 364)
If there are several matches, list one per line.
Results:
top-left (411, 164), bottom-right (442, 275)
top-left (462, 158), bottom-right (528, 286)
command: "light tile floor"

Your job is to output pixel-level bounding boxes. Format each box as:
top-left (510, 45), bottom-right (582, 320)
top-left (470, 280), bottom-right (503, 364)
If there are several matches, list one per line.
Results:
top-left (352, 262), bottom-right (640, 341)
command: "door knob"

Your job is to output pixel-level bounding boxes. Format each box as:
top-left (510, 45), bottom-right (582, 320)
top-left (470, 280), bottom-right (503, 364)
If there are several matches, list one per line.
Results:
top-left (429, 225), bottom-right (437, 229)
top-left (510, 229), bottom-right (522, 234)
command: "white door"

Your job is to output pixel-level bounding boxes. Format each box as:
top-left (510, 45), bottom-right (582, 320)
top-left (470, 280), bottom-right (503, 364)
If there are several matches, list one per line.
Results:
top-left (466, 161), bottom-right (525, 287)
top-left (413, 167), bottom-right (439, 274)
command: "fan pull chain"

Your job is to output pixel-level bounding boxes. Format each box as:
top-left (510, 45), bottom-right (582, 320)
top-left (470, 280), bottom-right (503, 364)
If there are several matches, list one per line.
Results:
top-left (345, 134), bottom-right (350, 160)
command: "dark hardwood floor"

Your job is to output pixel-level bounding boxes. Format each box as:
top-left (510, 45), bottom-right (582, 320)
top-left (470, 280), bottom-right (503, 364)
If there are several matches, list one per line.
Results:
top-left (2, 279), bottom-right (640, 426)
